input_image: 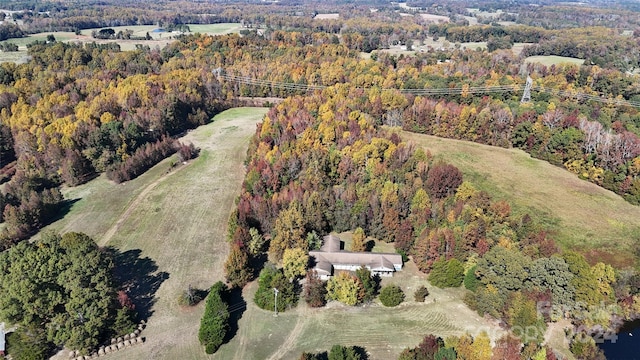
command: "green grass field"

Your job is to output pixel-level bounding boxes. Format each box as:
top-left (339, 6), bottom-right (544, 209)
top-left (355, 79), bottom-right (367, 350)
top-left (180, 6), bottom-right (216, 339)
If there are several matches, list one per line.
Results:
top-left (402, 131), bottom-right (640, 268)
top-left (0, 23), bottom-right (241, 62)
top-left (214, 260), bottom-right (505, 360)
top-left (187, 23), bottom-right (243, 34)
top-left (525, 55), bottom-right (585, 67)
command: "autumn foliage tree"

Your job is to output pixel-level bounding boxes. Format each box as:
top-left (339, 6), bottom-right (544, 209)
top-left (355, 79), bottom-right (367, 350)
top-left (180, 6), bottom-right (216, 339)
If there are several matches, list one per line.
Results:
top-left (351, 227), bottom-right (366, 252)
top-left (224, 244), bottom-right (252, 288)
top-left (326, 271), bottom-right (362, 306)
top-left (303, 270), bottom-right (327, 308)
top-left (268, 201), bottom-right (307, 263)
top-left (426, 163), bottom-right (463, 200)
top-left (283, 247), bottom-right (309, 280)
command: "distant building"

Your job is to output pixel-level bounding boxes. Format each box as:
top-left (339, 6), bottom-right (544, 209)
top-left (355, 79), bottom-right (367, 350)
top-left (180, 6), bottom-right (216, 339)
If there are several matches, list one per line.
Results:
top-left (309, 235), bottom-right (403, 280)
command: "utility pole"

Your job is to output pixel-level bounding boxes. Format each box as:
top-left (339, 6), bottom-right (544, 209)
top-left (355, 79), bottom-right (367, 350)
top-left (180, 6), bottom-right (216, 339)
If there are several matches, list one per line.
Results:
top-left (273, 288), bottom-right (279, 317)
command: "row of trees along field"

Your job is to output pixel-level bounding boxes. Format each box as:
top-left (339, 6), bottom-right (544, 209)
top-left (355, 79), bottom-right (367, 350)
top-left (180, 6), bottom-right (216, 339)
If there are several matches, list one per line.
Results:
top-left (0, 38), bottom-right (224, 249)
top-left (224, 89), bottom-right (640, 360)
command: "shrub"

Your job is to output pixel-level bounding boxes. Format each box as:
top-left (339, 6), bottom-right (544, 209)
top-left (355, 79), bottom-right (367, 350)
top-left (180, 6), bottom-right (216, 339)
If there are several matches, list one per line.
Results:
top-left (379, 284), bottom-right (405, 307)
top-left (414, 285), bottom-right (429, 302)
top-left (177, 286), bottom-right (205, 306)
top-left (176, 142), bottom-right (200, 162)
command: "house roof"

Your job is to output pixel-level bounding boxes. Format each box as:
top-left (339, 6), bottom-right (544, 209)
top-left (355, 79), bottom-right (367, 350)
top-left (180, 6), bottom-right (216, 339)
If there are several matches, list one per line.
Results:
top-left (310, 234), bottom-right (403, 275)
top-left (315, 261), bottom-right (333, 275)
top-left (320, 234), bottom-right (341, 252)
top-left (310, 250), bottom-right (402, 268)
top-left (369, 256), bottom-right (396, 271)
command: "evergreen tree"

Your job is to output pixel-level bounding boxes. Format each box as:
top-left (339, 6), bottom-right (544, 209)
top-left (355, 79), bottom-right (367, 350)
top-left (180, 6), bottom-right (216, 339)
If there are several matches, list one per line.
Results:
top-left (198, 281), bottom-right (229, 354)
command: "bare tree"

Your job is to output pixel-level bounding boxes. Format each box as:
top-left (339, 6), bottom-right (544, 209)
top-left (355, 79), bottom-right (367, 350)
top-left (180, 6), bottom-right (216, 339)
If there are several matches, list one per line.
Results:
top-left (579, 118), bottom-right (603, 154)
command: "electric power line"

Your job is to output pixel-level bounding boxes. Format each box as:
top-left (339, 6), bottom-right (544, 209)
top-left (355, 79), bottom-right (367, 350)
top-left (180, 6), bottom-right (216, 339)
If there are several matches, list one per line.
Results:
top-left (217, 73), bottom-right (640, 108)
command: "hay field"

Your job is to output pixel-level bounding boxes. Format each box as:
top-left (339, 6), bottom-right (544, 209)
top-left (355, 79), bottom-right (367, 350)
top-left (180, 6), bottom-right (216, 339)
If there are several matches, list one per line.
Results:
top-left (525, 55), bottom-right (585, 67)
top-left (46, 107), bottom-right (268, 359)
top-left (402, 132), bottom-right (640, 268)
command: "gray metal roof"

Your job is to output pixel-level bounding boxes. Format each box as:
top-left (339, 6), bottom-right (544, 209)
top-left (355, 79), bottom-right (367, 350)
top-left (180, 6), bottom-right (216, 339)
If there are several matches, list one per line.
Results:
top-left (310, 250), bottom-right (402, 269)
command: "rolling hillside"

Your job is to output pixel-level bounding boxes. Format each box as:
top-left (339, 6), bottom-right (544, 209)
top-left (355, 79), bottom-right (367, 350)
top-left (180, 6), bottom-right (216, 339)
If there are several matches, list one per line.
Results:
top-left (402, 131), bottom-right (640, 268)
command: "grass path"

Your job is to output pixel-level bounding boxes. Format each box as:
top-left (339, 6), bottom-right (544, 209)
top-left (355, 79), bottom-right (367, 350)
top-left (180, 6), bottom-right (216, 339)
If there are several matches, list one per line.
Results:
top-left (266, 305), bottom-right (309, 360)
top-left (98, 162), bottom-right (192, 246)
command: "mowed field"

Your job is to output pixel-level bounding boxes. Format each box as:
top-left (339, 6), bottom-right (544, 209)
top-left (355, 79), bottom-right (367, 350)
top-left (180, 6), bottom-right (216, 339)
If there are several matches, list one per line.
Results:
top-left (401, 131), bottom-right (640, 268)
top-left (0, 23), bottom-right (242, 60)
top-left (42, 107), bottom-right (508, 360)
top-left (525, 55), bottom-right (585, 67)
top-left (46, 107), bottom-right (268, 359)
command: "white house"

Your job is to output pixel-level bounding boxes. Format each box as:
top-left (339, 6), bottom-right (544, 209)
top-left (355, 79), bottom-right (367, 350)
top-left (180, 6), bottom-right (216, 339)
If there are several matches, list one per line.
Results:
top-left (309, 235), bottom-right (403, 280)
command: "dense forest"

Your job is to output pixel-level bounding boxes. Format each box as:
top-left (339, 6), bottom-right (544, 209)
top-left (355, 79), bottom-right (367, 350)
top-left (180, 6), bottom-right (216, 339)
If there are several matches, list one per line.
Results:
top-left (0, 0), bottom-right (640, 358)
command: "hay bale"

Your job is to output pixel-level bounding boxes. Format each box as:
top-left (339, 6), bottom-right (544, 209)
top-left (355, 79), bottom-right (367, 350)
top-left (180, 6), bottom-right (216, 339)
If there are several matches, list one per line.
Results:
top-left (69, 350), bottom-right (77, 358)
top-left (111, 338), bottom-right (116, 344)
top-left (134, 329), bottom-right (140, 336)
top-left (130, 332), bottom-right (136, 339)
top-left (98, 348), bottom-right (105, 356)
top-left (136, 336), bottom-right (144, 343)
top-left (117, 342), bottom-right (125, 350)
top-left (117, 336), bottom-right (123, 343)
top-left (124, 334), bottom-right (130, 340)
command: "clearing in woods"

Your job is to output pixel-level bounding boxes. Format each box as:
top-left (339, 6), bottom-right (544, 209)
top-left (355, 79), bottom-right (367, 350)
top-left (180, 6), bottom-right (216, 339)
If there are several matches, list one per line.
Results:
top-left (525, 55), bottom-right (585, 67)
top-left (402, 131), bottom-right (640, 268)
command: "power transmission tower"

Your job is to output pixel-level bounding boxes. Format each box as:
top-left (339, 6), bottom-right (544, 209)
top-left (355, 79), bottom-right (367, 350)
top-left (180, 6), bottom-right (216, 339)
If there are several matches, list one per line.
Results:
top-left (521, 76), bottom-right (533, 103)
top-left (212, 67), bottom-right (223, 82)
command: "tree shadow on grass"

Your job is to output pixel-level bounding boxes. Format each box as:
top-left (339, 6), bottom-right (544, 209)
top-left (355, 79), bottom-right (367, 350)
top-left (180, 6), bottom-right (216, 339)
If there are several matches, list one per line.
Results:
top-left (223, 286), bottom-right (247, 344)
top-left (107, 247), bottom-right (170, 321)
